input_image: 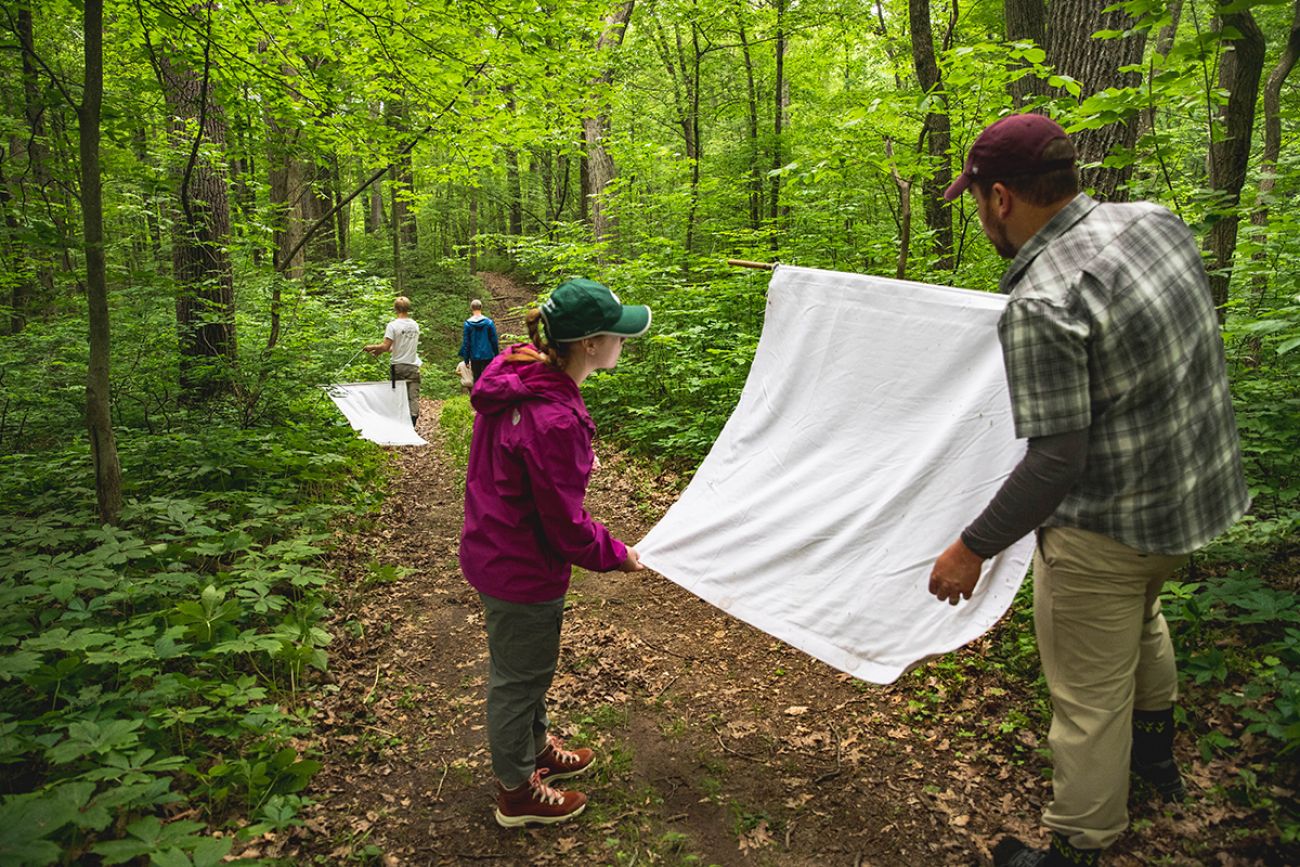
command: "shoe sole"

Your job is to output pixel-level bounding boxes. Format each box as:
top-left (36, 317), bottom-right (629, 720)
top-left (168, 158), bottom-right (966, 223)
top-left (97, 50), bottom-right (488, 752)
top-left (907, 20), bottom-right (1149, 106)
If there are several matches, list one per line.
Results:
top-left (538, 765), bottom-right (592, 783)
top-left (494, 801), bottom-right (586, 828)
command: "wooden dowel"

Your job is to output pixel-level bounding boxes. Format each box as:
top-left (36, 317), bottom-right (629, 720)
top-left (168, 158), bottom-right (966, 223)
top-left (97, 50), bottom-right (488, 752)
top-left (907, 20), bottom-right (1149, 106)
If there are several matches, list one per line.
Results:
top-left (727, 258), bottom-right (776, 270)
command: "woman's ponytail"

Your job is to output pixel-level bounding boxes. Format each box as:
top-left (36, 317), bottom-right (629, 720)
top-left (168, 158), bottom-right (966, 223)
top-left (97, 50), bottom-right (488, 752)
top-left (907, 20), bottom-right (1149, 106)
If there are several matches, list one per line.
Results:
top-left (506, 308), bottom-right (568, 367)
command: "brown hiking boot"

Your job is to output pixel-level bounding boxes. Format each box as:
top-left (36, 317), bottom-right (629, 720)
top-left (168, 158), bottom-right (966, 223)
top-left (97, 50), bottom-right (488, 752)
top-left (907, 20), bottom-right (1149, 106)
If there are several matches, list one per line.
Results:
top-left (534, 734), bottom-right (595, 782)
top-left (494, 770), bottom-right (586, 828)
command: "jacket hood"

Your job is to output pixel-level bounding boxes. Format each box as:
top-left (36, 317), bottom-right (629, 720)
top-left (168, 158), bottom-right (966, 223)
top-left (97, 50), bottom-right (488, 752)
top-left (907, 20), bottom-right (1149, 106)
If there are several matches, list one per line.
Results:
top-left (465, 316), bottom-right (493, 328)
top-left (470, 345), bottom-right (586, 422)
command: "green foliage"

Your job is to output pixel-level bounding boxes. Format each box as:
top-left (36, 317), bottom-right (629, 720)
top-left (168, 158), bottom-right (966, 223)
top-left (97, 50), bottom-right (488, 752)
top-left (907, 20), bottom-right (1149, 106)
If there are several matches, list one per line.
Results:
top-left (438, 395), bottom-right (475, 482)
top-left (0, 383), bottom-right (386, 860)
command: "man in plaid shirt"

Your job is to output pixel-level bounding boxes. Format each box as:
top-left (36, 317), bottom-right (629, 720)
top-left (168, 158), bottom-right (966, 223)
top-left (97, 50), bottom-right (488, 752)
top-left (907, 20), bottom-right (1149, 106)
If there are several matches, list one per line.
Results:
top-left (930, 114), bottom-right (1249, 867)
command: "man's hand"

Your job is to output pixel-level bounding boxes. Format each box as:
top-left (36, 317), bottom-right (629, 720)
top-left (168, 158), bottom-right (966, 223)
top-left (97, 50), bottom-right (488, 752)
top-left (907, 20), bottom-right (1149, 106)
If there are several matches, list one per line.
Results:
top-left (592, 453), bottom-right (602, 474)
top-left (928, 538), bottom-right (985, 606)
top-left (618, 546), bottom-right (644, 572)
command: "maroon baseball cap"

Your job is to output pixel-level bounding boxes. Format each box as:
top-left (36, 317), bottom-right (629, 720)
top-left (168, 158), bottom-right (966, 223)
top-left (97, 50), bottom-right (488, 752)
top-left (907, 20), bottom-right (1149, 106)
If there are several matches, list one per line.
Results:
top-left (943, 113), bottom-right (1075, 201)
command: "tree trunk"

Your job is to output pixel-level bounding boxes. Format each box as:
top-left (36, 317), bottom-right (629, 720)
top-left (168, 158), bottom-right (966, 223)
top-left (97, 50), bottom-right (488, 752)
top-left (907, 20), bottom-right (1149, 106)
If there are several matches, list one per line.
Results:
top-left (15, 5), bottom-right (58, 327)
top-left (909, 0), bottom-right (954, 269)
top-left (391, 167), bottom-right (403, 293)
top-left (80, 0), bottom-right (123, 525)
top-left (1205, 5), bottom-right (1265, 310)
top-left (333, 154), bottom-right (349, 259)
top-left (737, 11), bottom-right (763, 232)
top-left (158, 11), bottom-right (237, 399)
top-left (1248, 0), bottom-right (1300, 308)
top-left (885, 138), bottom-right (912, 279)
top-left (769, 0), bottom-right (787, 254)
top-left (1046, 0), bottom-right (1147, 200)
top-left (582, 1), bottom-right (636, 245)
top-left (468, 187), bottom-right (479, 272)
top-left (505, 144), bottom-right (523, 235)
top-left (1004, 0), bottom-right (1046, 105)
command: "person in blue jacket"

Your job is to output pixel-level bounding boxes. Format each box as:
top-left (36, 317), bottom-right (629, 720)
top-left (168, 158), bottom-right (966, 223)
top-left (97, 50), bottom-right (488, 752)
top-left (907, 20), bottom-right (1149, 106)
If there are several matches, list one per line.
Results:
top-left (460, 299), bottom-right (500, 383)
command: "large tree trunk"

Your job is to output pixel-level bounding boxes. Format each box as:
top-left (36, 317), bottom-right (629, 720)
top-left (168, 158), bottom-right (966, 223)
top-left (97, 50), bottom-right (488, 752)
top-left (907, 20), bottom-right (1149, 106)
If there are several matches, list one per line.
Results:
top-left (1004, 0), bottom-right (1046, 105)
top-left (909, 0), bottom-right (954, 269)
top-left (1206, 5), bottom-right (1266, 310)
top-left (1046, 0), bottom-right (1147, 200)
top-left (582, 1), bottom-right (636, 245)
top-left (158, 15), bottom-right (237, 398)
top-left (80, 0), bottom-right (123, 524)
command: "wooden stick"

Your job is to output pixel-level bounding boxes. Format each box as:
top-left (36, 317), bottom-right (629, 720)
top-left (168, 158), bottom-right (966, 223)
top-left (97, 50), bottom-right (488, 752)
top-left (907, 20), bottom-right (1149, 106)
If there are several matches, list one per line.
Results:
top-left (727, 258), bottom-right (776, 270)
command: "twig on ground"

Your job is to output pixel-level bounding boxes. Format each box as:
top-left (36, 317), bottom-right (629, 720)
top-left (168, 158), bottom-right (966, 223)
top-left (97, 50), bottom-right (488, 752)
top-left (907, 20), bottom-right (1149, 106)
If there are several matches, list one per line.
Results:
top-left (654, 673), bottom-right (682, 700)
top-left (435, 761), bottom-right (449, 799)
top-left (635, 635), bottom-right (701, 663)
top-left (712, 725), bottom-right (765, 762)
top-left (363, 662), bottom-right (381, 704)
top-left (814, 725), bottom-right (842, 784)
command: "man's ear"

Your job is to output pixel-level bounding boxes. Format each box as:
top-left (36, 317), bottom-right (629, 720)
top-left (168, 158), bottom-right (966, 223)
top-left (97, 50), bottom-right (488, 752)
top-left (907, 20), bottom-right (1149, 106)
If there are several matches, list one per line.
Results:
top-left (990, 182), bottom-right (1013, 220)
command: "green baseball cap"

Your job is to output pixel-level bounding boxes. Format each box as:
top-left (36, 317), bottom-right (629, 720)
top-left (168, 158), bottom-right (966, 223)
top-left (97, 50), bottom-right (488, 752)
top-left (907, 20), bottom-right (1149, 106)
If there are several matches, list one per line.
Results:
top-left (540, 278), bottom-right (652, 342)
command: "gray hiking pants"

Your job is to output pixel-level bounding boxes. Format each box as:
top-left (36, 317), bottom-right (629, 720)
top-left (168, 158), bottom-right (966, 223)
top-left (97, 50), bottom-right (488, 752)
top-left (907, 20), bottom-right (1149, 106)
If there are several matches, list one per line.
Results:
top-left (480, 592), bottom-right (565, 788)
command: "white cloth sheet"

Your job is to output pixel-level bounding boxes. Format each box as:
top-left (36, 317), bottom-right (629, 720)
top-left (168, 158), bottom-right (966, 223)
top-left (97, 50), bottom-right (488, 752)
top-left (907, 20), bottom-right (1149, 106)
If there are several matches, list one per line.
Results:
top-left (636, 265), bottom-right (1033, 684)
top-left (324, 382), bottom-right (428, 447)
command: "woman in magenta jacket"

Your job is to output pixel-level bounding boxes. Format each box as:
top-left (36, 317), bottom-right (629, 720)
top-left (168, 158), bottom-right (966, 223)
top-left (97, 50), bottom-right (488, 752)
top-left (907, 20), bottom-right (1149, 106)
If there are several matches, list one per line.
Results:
top-left (460, 278), bottom-right (650, 828)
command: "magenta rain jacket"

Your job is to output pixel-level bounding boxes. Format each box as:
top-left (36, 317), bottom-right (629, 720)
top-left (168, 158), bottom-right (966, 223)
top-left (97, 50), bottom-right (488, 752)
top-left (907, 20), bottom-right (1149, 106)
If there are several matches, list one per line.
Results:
top-left (460, 346), bottom-right (628, 604)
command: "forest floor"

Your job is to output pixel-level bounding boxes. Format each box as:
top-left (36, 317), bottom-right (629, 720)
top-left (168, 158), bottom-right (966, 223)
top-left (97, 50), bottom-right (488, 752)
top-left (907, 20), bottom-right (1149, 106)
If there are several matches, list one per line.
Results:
top-left (257, 274), bottom-right (1284, 866)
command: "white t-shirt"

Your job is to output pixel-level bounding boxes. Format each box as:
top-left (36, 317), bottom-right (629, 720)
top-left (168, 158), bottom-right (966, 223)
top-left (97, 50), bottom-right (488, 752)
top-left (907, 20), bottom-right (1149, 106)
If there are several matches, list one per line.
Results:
top-left (385, 317), bottom-right (421, 366)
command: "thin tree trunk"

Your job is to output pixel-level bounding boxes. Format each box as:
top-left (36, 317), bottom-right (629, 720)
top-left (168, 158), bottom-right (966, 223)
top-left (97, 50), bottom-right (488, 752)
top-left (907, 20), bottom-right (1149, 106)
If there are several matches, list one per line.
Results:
top-left (1248, 0), bottom-right (1300, 308)
top-left (333, 154), bottom-right (349, 259)
top-left (16, 5), bottom-right (57, 323)
top-left (769, 0), bottom-right (787, 254)
top-left (391, 166), bottom-right (403, 293)
top-left (582, 1), bottom-right (636, 246)
top-left (80, 0), bottom-right (123, 524)
top-left (909, 0), bottom-right (954, 269)
top-left (737, 10), bottom-right (763, 232)
top-left (1205, 5), bottom-right (1265, 310)
top-left (468, 187), bottom-right (478, 272)
top-left (885, 138), bottom-right (912, 279)
top-left (505, 145), bottom-right (523, 235)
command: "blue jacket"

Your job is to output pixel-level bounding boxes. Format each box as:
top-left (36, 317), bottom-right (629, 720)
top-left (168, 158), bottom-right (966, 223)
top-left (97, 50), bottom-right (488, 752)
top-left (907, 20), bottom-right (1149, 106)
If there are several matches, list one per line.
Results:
top-left (460, 316), bottom-right (499, 361)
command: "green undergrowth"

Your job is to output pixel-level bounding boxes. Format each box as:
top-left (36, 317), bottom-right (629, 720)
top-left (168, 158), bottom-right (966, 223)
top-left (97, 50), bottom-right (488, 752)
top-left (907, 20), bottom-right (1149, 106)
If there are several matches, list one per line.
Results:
top-left (438, 395), bottom-right (474, 485)
top-left (0, 421), bottom-right (389, 864)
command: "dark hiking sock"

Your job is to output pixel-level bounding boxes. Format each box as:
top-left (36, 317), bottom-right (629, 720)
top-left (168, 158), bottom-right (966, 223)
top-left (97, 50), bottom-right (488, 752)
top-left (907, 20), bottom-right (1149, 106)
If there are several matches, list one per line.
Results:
top-left (1132, 707), bottom-right (1185, 801)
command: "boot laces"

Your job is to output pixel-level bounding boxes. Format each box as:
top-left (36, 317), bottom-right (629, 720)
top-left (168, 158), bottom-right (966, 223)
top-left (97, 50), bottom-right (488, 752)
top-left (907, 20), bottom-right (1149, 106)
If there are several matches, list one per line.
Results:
top-left (546, 734), bottom-right (582, 766)
top-left (528, 770), bottom-right (564, 806)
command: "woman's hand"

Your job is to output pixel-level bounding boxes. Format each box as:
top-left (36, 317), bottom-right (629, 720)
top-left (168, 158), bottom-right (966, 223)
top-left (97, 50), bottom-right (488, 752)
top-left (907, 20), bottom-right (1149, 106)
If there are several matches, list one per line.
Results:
top-left (618, 546), bottom-right (644, 572)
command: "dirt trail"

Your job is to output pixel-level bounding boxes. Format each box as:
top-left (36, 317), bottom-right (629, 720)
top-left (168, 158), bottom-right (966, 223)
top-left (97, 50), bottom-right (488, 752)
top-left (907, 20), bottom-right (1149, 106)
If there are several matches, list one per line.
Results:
top-left (283, 274), bottom-right (1273, 866)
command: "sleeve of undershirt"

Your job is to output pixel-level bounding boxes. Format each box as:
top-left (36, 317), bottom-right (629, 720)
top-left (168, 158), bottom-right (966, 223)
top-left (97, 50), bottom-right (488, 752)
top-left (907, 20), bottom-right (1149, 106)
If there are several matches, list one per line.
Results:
top-left (960, 428), bottom-right (1089, 559)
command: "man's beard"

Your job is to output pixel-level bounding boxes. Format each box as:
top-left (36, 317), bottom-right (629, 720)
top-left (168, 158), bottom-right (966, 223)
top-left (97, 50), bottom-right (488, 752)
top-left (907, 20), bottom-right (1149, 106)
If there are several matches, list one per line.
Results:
top-left (985, 215), bottom-right (1018, 259)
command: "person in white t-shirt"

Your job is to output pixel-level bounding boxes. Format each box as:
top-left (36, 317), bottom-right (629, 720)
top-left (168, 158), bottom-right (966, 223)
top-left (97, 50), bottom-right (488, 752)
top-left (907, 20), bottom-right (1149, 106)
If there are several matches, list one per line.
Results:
top-left (364, 296), bottom-right (422, 427)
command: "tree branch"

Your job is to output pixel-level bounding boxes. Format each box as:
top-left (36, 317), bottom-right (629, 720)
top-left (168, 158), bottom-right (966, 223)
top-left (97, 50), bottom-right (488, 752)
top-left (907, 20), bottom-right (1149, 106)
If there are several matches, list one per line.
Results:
top-left (1, 5), bottom-right (78, 111)
top-left (273, 62), bottom-right (489, 272)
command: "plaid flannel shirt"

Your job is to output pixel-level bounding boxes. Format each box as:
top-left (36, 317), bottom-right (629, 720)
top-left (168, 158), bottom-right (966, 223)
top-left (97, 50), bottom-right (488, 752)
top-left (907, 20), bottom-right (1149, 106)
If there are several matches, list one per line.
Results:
top-left (996, 194), bottom-right (1249, 555)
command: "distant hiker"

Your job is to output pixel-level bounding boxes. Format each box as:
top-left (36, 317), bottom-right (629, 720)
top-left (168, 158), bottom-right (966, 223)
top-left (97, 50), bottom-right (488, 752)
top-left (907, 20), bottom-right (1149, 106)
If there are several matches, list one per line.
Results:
top-left (363, 296), bottom-right (422, 427)
top-left (460, 278), bottom-right (651, 827)
top-left (929, 114), bottom-right (1248, 866)
top-left (459, 299), bottom-right (500, 383)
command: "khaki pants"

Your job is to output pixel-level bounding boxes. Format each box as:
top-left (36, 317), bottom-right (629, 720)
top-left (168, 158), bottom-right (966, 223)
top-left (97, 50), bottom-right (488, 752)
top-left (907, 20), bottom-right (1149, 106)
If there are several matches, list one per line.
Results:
top-left (391, 363), bottom-right (421, 421)
top-left (1034, 527), bottom-right (1186, 850)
